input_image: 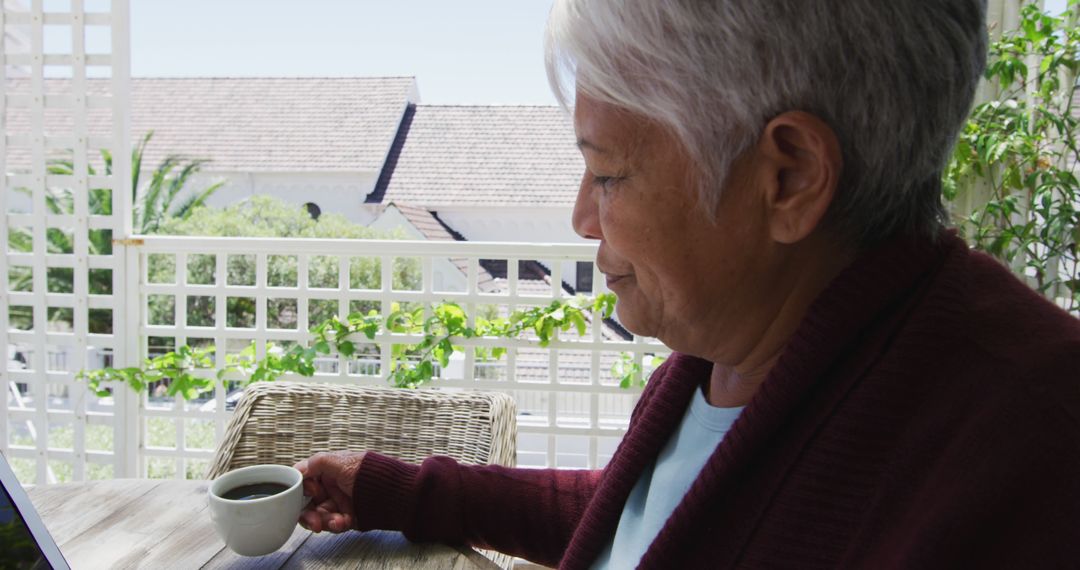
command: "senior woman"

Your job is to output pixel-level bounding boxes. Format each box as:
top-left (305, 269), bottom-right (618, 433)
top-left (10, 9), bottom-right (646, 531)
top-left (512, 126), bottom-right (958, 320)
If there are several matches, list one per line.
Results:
top-left (296, 0), bottom-right (1080, 567)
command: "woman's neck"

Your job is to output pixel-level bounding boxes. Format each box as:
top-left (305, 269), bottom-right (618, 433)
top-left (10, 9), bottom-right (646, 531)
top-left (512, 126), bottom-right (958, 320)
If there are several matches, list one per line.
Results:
top-left (703, 233), bottom-right (856, 408)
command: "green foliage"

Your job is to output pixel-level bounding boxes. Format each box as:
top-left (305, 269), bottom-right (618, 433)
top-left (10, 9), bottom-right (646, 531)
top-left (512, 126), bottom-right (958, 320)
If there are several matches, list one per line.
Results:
top-left (156, 194), bottom-right (402, 240)
top-left (78, 293), bottom-right (666, 397)
top-left (79, 344), bottom-right (216, 400)
top-left (611, 352), bottom-right (667, 389)
top-left (379, 295), bottom-right (613, 388)
top-left (943, 2), bottom-right (1080, 312)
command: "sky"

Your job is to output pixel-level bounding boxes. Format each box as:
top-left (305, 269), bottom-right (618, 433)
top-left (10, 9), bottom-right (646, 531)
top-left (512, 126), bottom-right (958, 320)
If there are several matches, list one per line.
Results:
top-left (42, 0), bottom-right (1072, 105)
top-left (130, 0), bottom-right (559, 105)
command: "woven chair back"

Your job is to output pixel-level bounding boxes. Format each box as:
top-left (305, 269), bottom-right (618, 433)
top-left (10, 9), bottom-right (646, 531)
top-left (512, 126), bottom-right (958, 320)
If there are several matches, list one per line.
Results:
top-left (207, 382), bottom-right (517, 478)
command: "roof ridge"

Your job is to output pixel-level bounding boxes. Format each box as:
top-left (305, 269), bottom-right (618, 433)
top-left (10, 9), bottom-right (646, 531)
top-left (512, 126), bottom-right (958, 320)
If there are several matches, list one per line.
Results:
top-left (368, 103), bottom-right (416, 204)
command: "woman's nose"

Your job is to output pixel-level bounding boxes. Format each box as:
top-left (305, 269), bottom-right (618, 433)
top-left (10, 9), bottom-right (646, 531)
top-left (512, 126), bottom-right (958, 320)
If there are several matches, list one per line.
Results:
top-left (572, 172), bottom-right (603, 240)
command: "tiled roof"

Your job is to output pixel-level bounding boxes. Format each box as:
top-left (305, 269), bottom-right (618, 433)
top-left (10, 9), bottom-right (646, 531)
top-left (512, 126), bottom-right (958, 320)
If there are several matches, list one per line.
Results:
top-left (393, 202), bottom-right (462, 242)
top-left (373, 105), bottom-right (583, 207)
top-left (4, 77), bottom-right (415, 173)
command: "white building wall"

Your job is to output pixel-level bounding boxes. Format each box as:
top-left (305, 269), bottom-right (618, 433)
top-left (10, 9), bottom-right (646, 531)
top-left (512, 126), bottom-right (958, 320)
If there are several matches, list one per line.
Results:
top-left (437, 206), bottom-right (596, 293)
top-left (6, 170), bottom-right (381, 227)
top-left (437, 207), bottom-right (582, 244)
top-left (188, 171), bottom-right (381, 225)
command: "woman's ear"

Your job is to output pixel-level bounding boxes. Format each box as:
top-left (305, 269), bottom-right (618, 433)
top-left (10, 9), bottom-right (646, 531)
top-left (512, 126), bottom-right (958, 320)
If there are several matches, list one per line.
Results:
top-left (755, 111), bottom-right (842, 244)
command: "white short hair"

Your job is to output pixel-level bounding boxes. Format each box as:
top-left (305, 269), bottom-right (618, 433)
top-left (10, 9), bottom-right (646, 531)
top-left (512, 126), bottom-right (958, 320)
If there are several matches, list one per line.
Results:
top-left (546, 0), bottom-right (987, 245)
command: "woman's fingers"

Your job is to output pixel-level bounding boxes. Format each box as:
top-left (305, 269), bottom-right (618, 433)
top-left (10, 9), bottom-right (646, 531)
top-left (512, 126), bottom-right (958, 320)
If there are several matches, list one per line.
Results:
top-left (328, 512), bottom-right (354, 533)
top-left (298, 453), bottom-right (341, 504)
top-left (295, 451), bottom-right (366, 533)
top-left (300, 498), bottom-right (342, 533)
top-left (293, 458), bottom-right (309, 475)
top-left (324, 484), bottom-right (354, 520)
top-left (299, 507), bottom-right (324, 532)
top-left (302, 478), bottom-right (323, 500)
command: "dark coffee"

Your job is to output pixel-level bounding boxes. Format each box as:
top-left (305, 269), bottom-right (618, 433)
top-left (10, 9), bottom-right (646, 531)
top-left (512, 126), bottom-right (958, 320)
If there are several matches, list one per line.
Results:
top-left (221, 482), bottom-right (289, 501)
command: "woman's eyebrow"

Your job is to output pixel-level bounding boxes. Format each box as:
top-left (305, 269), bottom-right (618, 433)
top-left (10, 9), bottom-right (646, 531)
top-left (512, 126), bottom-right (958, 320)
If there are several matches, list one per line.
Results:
top-left (576, 138), bottom-right (609, 154)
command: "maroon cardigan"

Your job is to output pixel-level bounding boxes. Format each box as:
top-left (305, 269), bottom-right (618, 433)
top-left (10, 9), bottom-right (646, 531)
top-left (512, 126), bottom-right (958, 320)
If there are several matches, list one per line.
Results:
top-left (353, 232), bottom-right (1080, 568)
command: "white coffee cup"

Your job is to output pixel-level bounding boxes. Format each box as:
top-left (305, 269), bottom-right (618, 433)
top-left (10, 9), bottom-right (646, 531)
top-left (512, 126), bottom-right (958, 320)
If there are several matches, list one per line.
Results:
top-left (208, 464), bottom-right (306, 557)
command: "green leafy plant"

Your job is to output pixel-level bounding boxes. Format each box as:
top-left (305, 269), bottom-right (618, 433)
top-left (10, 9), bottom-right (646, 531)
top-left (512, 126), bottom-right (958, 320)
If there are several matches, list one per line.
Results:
top-left (610, 352), bottom-right (668, 389)
top-left (378, 295), bottom-right (613, 389)
top-left (943, 2), bottom-right (1080, 312)
top-left (81, 344), bottom-right (216, 400)
top-left (77, 293), bottom-right (668, 398)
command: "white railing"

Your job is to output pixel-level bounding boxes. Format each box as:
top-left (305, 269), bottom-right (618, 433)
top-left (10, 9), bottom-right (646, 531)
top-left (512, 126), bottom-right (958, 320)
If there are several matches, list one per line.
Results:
top-left (129, 236), bottom-right (668, 479)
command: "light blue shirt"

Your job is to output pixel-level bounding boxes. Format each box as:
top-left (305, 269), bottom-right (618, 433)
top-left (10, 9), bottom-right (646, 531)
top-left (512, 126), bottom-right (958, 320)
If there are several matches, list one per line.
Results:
top-left (591, 387), bottom-right (744, 569)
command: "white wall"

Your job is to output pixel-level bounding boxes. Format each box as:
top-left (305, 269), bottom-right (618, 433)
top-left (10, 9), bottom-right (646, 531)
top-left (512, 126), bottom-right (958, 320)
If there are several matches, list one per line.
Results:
top-left (4, 170), bottom-right (380, 226)
top-left (437, 206), bottom-right (583, 244)
top-left (437, 206), bottom-right (599, 294)
top-left (190, 170), bottom-right (381, 225)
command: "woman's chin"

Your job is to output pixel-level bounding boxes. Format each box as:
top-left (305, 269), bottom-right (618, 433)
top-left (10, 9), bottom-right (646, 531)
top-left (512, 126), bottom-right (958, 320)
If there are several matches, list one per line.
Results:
top-left (614, 300), bottom-right (656, 339)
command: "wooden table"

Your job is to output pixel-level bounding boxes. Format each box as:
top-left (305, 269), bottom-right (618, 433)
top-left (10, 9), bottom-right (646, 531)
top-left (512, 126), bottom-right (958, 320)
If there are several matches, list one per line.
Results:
top-left (28, 479), bottom-right (501, 569)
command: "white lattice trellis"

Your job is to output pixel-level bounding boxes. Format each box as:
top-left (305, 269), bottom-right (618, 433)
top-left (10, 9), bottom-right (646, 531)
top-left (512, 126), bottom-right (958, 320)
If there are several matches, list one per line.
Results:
top-left (1, 0), bottom-right (132, 484)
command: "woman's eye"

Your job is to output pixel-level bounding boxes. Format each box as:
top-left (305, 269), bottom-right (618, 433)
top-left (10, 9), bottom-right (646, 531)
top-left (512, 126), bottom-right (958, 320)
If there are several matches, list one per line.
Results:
top-left (592, 175), bottom-right (621, 190)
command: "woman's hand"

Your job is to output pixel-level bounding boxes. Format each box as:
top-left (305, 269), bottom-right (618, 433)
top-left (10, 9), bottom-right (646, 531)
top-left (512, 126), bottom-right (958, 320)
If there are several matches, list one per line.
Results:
top-left (294, 451), bottom-right (366, 533)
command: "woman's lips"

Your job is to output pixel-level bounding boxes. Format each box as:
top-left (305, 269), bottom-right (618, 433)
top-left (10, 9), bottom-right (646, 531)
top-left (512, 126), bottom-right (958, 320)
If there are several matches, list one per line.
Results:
top-left (605, 273), bottom-right (631, 287)
top-left (597, 258), bottom-right (632, 287)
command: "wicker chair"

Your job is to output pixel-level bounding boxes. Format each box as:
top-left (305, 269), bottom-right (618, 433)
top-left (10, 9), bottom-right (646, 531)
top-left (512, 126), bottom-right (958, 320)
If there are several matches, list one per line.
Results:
top-left (206, 382), bottom-right (518, 568)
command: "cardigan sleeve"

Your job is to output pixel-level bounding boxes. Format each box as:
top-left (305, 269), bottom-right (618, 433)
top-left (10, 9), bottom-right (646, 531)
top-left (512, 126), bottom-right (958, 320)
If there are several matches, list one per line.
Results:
top-left (352, 452), bottom-right (604, 567)
top-left (348, 354), bottom-right (682, 566)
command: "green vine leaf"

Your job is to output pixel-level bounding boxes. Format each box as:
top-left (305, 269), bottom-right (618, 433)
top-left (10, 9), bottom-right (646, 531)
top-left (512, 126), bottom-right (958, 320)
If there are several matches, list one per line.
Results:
top-left (78, 292), bottom-right (671, 399)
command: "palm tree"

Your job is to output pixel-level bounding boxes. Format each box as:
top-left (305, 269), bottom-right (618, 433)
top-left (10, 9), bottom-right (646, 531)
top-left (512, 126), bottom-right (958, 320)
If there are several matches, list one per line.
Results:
top-left (129, 132), bottom-right (226, 234)
top-left (47, 131), bottom-right (226, 234)
top-left (8, 132), bottom-right (226, 329)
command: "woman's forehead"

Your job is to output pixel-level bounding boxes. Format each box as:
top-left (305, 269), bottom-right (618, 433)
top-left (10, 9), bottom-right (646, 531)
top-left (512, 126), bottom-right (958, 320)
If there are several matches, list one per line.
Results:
top-left (573, 94), bottom-right (660, 160)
